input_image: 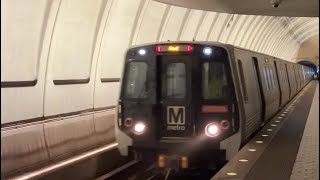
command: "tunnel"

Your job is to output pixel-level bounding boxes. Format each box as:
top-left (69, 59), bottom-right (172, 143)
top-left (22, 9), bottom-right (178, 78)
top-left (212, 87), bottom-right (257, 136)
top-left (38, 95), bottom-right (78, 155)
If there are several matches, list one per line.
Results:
top-left (1, 0), bottom-right (319, 180)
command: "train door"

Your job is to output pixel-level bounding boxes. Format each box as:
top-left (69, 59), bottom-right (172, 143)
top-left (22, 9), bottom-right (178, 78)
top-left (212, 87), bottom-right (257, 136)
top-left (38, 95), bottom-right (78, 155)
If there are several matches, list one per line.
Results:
top-left (273, 61), bottom-right (282, 108)
top-left (279, 63), bottom-right (290, 106)
top-left (252, 57), bottom-right (266, 124)
top-left (293, 64), bottom-right (298, 95)
top-left (252, 56), bottom-right (280, 122)
top-left (158, 55), bottom-right (194, 138)
top-left (285, 64), bottom-right (291, 98)
top-left (235, 54), bottom-right (262, 140)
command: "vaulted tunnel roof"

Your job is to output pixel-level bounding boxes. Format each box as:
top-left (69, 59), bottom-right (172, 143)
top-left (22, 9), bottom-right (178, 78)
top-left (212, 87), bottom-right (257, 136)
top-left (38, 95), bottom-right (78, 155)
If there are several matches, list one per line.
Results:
top-left (1, 0), bottom-right (319, 123)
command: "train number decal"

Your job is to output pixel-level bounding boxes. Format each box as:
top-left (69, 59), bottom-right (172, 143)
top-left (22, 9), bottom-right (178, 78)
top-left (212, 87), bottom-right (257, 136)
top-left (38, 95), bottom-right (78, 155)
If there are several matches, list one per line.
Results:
top-left (167, 106), bottom-right (186, 131)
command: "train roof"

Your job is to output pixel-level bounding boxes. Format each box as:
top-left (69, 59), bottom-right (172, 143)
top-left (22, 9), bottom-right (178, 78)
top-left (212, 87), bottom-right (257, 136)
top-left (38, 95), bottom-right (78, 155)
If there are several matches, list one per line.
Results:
top-left (127, 41), bottom-right (308, 67)
top-left (128, 41), bottom-right (234, 49)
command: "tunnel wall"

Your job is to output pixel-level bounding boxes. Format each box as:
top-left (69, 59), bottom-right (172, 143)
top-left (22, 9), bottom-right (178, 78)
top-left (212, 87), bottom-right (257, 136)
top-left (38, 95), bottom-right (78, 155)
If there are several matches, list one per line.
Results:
top-left (1, 0), bottom-right (319, 176)
top-left (1, 109), bottom-right (115, 176)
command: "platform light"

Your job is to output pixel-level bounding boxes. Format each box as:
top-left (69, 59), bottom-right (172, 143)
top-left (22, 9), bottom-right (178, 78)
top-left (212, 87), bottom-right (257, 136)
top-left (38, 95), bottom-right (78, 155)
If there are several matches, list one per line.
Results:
top-left (134, 122), bottom-right (146, 135)
top-left (248, 149), bottom-right (256, 152)
top-left (205, 123), bottom-right (220, 137)
top-left (203, 47), bottom-right (212, 56)
top-left (138, 49), bottom-right (146, 56)
top-left (226, 172), bottom-right (237, 176)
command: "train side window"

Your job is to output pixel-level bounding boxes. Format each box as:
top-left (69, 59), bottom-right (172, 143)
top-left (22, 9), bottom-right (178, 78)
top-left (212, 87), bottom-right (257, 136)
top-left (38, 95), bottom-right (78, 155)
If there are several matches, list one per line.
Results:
top-left (263, 66), bottom-right (269, 91)
top-left (202, 62), bottom-right (228, 100)
top-left (279, 66), bottom-right (282, 83)
top-left (283, 67), bottom-right (287, 83)
top-left (267, 66), bottom-right (271, 89)
top-left (270, 66), bottom-right (275, 89)
top-left (237, 60), bottom-right (248, 103)
top-left (269, 66), bottom-right (274, 89)
top-left (265, 66), bottom-right (272, 91)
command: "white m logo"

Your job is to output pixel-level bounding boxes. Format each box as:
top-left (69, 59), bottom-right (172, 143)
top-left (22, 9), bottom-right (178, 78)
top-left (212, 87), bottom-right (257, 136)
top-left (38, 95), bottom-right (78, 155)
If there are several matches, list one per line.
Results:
top-left (167, 106), bottom-right (185, 125)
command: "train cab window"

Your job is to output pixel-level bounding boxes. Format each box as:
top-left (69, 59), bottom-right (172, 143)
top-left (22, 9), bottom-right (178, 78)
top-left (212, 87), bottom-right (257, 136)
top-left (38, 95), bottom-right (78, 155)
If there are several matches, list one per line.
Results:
top-left (124, 62), bottom-right (148, 99)
top-left (164, 63), bottom-right (186, 99)
top-left (202, 62), bottom-right (227, 99)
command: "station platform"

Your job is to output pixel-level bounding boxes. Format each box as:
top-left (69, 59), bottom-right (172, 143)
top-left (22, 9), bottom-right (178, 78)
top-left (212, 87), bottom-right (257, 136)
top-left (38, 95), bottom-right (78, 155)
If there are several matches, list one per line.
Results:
top-left (212, 81), bottom-right (319, 180)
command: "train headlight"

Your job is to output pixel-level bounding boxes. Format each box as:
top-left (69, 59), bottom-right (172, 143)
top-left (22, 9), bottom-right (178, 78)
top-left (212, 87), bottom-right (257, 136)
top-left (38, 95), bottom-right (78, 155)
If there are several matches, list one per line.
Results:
top-left (205, 123), bottom-right (220, 137)
top-left (203, 47), bottom-right (212, 56)
top-left (134, 122), bottom-right (146, 135)
top-left (138, 49), bottom-right (146, 56)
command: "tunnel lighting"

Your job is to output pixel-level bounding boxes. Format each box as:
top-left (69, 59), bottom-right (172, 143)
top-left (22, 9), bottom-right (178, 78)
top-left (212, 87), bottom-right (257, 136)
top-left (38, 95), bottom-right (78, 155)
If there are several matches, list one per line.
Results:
top-left (203, 47), bottom-right (212, 56)
top-left (205, 123), bottom-right (220, 137)
top-left (12, 143), bottom-right (118, 180)
top-left (134, 122), bottom-right (146, 135)
top-left (138, 49), bottom-right (146, 55)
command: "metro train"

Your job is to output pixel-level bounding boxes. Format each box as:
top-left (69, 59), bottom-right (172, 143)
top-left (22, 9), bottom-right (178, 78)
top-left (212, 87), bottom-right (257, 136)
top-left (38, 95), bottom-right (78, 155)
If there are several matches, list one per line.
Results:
top-left (115, 42), bottom-right (314, 170)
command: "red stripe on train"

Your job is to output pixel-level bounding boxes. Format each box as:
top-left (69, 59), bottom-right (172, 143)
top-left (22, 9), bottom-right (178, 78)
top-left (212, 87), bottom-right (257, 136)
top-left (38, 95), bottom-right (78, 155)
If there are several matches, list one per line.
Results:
top-left (201, 105), bottom-right (228, 113)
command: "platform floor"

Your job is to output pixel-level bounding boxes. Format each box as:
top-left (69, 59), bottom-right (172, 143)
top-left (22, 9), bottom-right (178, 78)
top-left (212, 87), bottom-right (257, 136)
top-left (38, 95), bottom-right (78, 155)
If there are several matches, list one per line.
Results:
top-left (290, 82), bottom-right (319, 180)
top-left (212, 81), bottom-right (319, 180)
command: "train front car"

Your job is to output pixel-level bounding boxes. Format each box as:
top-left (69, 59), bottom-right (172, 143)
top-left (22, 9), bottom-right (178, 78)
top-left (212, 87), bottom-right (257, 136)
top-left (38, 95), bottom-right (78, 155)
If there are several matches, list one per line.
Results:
top-left (116, 42), bottom-right (241, 170)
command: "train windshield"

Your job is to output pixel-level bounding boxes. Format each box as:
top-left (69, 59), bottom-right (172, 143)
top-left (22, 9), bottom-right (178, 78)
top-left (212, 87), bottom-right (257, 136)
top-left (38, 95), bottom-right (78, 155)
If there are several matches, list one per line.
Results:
top-left (164, 63), bottom-right (186, 99)
top-left (202, 62), bottom-right (228, 99)
top-left (123, 62), bottom-right (148, 99)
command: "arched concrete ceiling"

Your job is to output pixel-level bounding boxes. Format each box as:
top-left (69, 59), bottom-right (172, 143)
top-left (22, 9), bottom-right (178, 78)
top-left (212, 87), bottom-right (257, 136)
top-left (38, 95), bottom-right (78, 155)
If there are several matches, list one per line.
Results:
top-left (1, 0), bottom-right (319, 123)
top-left (156, 0), bottom-right (319, 17)
top-left (292, 34), bottom-right (319, 66)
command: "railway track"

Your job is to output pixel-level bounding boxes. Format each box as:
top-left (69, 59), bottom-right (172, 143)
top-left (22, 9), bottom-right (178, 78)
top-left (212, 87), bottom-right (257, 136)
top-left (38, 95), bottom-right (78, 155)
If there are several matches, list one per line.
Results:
top-left (95, 159), bottom-right (221, 180)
